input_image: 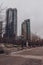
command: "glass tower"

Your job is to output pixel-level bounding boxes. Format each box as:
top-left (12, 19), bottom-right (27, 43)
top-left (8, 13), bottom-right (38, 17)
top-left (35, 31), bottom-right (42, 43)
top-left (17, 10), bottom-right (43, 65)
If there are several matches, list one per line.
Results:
top-left (5, 8), bottom-right (17, 38)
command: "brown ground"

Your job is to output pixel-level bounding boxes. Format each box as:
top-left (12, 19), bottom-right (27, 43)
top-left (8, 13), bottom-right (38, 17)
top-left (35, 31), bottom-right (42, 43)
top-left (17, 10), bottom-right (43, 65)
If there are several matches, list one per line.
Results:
top-left (0, 47), bottom-right (43, 65)
top-left (17, 47), bottom-right (43, 56)
top-left (0, 54), bottom-right (41, 65)
top-left (0, 55), bottom-right (26, 65)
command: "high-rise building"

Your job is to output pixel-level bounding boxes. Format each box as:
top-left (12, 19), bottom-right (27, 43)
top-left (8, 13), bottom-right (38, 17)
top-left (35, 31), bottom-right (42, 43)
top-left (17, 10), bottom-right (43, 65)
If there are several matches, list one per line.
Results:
top-left (5, 8), bottom-right (17, 38)
top-left (13, 8), bottom-right (17, 35)
top-left (21, 19), bottom-right (30, 41)
top-left (0, 21), bottom-right (2, 37)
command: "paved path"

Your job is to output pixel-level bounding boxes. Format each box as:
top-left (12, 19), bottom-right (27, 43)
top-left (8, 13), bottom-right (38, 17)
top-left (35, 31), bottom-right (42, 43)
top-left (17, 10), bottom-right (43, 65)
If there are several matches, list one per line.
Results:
top-left (10, 47), bottom-right (43, 56)
top-left (10, 47), bottom-right (43, 60)
top-left (11, 54), bottom-right (43, 60)
top-left (0, 54), bottom-right (43, 65)
top-left (0, 47), bottom-right (43, 65)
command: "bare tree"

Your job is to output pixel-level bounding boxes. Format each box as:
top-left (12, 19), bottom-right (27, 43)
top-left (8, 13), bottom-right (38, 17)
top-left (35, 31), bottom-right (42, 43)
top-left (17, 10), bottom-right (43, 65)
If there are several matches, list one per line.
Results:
top-left (0, 2), bottom-right (7, 37)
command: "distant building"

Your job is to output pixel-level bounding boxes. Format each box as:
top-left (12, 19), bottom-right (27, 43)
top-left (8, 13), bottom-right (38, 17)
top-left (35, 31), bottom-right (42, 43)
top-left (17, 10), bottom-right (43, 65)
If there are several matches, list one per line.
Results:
top-left (5, 8), bottom-right (17, 38)
top-left (0, 21), bottom-right (2, 37)
top-left (21, 19), bottom-right (30, 41)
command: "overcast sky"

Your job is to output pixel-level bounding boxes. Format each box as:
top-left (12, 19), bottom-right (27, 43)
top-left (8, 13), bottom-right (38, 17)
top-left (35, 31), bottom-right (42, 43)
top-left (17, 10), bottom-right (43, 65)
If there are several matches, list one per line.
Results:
top-left (0, 0), bottom-right (43, 38)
